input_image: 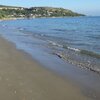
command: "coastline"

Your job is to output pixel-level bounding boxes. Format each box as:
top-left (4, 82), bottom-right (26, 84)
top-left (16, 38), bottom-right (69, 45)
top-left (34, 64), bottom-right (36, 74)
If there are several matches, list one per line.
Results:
top-left (0, 36), bottom-right (91, 100)
top-left (0, 17), bottom-right (26, 21)
top-left (0, 16), bottom-right (85, 21)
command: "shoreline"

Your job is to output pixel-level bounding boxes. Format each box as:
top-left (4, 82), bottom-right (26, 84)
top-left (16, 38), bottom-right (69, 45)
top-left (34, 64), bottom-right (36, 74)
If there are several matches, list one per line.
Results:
top-left (0, 17), bottom-right (26, 21)
top-left (0, 16), bottom-right (85, 21)
top-left (0, 36), bottom-right (91, 100)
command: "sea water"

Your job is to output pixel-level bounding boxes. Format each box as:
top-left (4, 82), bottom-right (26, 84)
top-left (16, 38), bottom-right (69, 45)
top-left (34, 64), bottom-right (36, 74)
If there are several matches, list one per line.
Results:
top-left (0, 16), bottom-right (100, 74)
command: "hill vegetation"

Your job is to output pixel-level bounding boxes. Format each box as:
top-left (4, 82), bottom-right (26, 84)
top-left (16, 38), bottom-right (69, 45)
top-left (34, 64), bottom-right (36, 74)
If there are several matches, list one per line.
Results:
top-left (0, 5), bottom-right (85, 19)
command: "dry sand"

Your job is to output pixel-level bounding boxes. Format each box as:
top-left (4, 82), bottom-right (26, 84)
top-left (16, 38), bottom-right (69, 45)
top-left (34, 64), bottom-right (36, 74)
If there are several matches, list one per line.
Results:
top-left (0, 37), bottom-right (91, 100)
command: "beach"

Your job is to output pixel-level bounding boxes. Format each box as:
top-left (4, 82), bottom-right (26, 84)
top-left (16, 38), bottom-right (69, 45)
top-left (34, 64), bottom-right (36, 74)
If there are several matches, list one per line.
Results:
top-left (0, 36), bottom-right (91, 100)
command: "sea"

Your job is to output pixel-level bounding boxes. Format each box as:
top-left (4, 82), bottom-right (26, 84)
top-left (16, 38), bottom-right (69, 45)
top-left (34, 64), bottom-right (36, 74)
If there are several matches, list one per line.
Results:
top-left (0, 16), bottom-right (100, 74)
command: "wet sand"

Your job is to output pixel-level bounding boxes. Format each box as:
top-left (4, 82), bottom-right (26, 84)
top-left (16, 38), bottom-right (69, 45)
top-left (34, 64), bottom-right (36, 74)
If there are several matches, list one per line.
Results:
top-left (0, 37), bottom-right (91, 100)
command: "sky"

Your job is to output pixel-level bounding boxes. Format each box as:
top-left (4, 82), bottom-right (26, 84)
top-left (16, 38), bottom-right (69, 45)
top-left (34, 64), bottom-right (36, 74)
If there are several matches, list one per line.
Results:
top-left (0, 0), bottom-right (100, 16)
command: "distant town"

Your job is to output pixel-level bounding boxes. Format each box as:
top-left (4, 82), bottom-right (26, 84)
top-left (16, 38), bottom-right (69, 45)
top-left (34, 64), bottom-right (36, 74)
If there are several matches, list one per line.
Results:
top-left (0, 5), bottom-right (85, 19)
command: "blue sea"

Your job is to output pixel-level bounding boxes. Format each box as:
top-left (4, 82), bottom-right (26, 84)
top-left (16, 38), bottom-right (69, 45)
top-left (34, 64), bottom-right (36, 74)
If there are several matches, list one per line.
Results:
top-left (0, 16), bottom-right (100, 74)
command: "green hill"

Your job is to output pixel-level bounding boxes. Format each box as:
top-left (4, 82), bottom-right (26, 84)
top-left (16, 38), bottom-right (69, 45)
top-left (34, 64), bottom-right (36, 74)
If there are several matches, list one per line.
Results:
top-left (0, 5), bottom-right (85, 19)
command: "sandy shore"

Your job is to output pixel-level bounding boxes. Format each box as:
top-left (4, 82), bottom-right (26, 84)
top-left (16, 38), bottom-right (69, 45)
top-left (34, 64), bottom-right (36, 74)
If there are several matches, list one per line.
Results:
top-left (0, 37), bottom-right (91, 100)
top-left (0, 17), bottom-right (25, 21)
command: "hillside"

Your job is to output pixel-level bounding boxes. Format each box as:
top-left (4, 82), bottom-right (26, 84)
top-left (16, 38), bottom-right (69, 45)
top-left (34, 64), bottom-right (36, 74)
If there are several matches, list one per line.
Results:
top-left (0, 5), bottom-right (85, 19)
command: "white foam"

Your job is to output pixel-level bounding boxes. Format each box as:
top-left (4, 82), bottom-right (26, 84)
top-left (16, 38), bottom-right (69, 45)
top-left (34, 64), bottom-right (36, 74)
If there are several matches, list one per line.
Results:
top-left (48, 40), bottom-right (62, 47)
top-left (67, 47), bottom-right (80, 52)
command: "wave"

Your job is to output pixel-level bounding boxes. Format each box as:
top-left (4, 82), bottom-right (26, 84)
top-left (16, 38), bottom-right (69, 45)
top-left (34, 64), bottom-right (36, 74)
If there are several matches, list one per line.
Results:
top-left (48, 40), bottom-right (100, 59)
top-left (67, 47), bottom-right (80, 52)
top-left (48, 40), bottom-right (80, 52)
top-left (53, 49), bottom-right (100, 74)
top-left (63, 44), bottom-right (100, 59)
top-left (66, 47), bottom-right (100, 59)
top-left (62, 44), bottom-right (100, 59)
top-left (48, 40), bottom-right (63, 47)
top-left (80, 50), bottom-right (100, 59)
top-left (54, 52), bottom-right (100, 74)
